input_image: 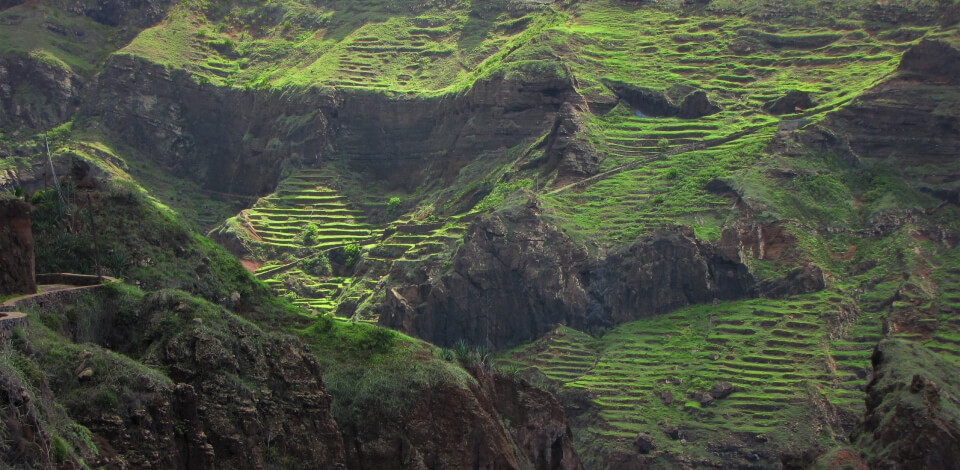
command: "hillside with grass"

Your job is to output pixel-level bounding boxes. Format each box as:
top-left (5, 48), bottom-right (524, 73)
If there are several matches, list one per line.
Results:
top-left (2, 0), bottom-right (960, 468)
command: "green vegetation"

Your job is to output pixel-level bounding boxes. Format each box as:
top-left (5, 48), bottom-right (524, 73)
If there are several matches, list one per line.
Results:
top-left (4, 0), bottom-right (960, 467)
top-left (297, 316), bottom-right (474, 426)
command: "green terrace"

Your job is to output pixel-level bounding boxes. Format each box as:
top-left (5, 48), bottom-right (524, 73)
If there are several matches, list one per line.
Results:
top-left (501, 290), bottom-right (882, 463)
top-left (242, 169), bottom-right (380, 248)
top-left (241, 168), bottom-right (472, 317)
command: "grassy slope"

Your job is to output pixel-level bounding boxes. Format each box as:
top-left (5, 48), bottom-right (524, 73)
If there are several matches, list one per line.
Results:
top-left (5, 0), bottom-right (960, 467)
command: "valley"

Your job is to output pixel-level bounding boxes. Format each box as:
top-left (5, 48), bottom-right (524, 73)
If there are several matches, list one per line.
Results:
top-left (2, 0), bottom-right (960, 468)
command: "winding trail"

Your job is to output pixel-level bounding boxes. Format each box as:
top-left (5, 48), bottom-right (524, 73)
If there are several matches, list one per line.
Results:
top-left (1, 274), bottom-right (119, 338)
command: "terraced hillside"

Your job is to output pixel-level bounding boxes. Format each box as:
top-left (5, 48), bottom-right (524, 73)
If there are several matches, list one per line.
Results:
top-left (500, 291), bottom-right (886, 467)
top-left (4, 0), bottom-right (960, 467)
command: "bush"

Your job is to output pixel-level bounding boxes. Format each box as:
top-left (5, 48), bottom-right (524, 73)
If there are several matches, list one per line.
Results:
top-left (358, 327), bottom-right (396, 354)
top-left (295, 223), bottom-right (321, 247)
top-left (344, 243), bottom-right (362, 266)
top-left (387, 197), bottom-right (402, 215)
top-left (301, 252), bottom-right (331, 276)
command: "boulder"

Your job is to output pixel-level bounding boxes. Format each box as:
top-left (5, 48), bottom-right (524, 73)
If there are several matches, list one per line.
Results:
top-left (763, 90), bottom-right (815, 115)
top-left (634, 433), bottom-right (656, 454)
top-left (709, 381), bottom-right (737, 399)
top-left (678, 90), bottom-right (721, 118)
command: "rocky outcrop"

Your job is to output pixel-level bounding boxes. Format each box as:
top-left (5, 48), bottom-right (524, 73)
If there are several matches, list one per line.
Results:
top-left (0, 197), bottom-right (35, 296)
top-left (602, 79), bottom-right (720, 118)
top-left (763, 90), bottom-right (815, 115)
top-left (379, 199), bottom-right (592, 349)
top-left (69, 0), bottom-right (177, 28)
top-left (88, 55), bottom-right (577, 196)
top-left (520, 103), bottom-right (600, 184)
top-left (88, 54), bottom-right (336, 196)
top-left (381, 200), bottom-right (760, 350)
top-left (851, 340), bottom-right (960, 469)
top-left (70, 289), bottom-right (347, 469)
top-left (897, 39), bottom-right (960, 84)
top-left (677, 90), bottom-right (721, 119)
top-left (829, 40), bottom-right (960, 187)
top-left (589, 226), bottom-right (754, 327)
top-left (342, 367), bottom-right (582, 470)
top-left (0, 53), bottom-right (83, 130)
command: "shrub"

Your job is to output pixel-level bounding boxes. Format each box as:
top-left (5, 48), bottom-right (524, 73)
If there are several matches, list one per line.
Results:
top-left (387, 196), bottom-right (402, 215)
top-left (359, 327), bottom-right (396, 354)
top-left (344, 243), bottom-right (362, 266)
top-left (301, 252), bottom-right (331, 276)
top-left (452, 339), bottom-right (472, 363)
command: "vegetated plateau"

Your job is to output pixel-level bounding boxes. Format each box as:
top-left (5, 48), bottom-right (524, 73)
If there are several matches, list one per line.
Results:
top-left (1, 0), bottom-right (960, 468)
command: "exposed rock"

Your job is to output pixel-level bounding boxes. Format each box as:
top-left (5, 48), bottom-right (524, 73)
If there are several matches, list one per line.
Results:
top-left (524, 103), bottom-right (600, 183)
top-left (763, 90), bottom-right (816, 115)
top-left (342, 368), bottom-right (583, 470)
top-left (89, 54), bottom-right (577, 196)
top-left (380, 200), bottom-right (591, 349)
top-left (592, 226), bottom-right (755, 327)
top-left (602, 79), bottom-right (719, 119)
top-left (897, 39), bottom-right (960, 84)
top-left (699, 392), bottom-right (714, 406)
top-left (77, 367), bottom-right (94, 381)
top-left (677, 90), bottom-right (721, 119)
top-left (757, 264), bottom-right (826, 298)
top-left (0, 52), bottom-right (83, 130)
top-left (70, 0), bottom-right (177, 28)
top-left (381, 203), bottom-right (758, 350)
top-left (829, 41), bottom-right (960, 188)
top-left (633, 433), bottom-right (656, 454)
top-left (663, 424), bottom-right (681, 440)
top-left (851, 340), bottom-right (960, 469)
top-left (704, 177), bottom-right (737, 196)
top-left (660, 389), bottom-right (674, 405)
top-left (709, 381), bottom-right (736, 399)
top-left (718, 220), bottom-right (798, 262)
top-left (79, 290), bottom-right (347, 469)
top-left (0, 197), bottom-right (35, 296)
top-left (602, 79), bottom-right (677, 117)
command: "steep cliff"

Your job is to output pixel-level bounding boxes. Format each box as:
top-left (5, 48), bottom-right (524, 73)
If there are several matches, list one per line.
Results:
top-left (0, 196), bottom-right (35, 296)
top-left (852, 340), bottom-right (960, 469)
top-left (380, 198), bottom-right (802, 350)
top-left (32, 286), bottom-right (347, 469)
top-left (87, 54), bottom-right (579, 196)
top-left (340, 365), bottom-right (582, 470)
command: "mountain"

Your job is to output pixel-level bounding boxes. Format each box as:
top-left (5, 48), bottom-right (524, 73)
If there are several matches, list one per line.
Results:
top-left (2, 0), bottom-right (960, 468)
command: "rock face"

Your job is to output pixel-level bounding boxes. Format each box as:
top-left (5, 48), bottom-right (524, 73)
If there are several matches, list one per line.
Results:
top-left (76, 290), bottom-right (347, 469)
top-left (897, 39), bottom-right (960, 83)
top-left (522, 103), bottom-right (600, 183)
top-left (0, 197), bottom-right (35, 296)
top-left (763, 90), bottom-right (815, 115)
top-left (829, 39), bottom-right (960, 187)
top-left (67, 0), bottom-right (177, 28)
top-left (0, 53), bottom-right (83, 131)
top-left (677, 90), bottom-right (722, 119)
top-left (601, 79), bottom-right (720, 119)
top-left (851, 340), bottom-right (960, 469)
top-left (381, 200), bottom-right (760, 350)
top-left (87, 55), bottom-right (578, 196)
top-left (88, 55), bottom-right (336, 196)
top-left (344, 368), bottom-right (582, 470)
